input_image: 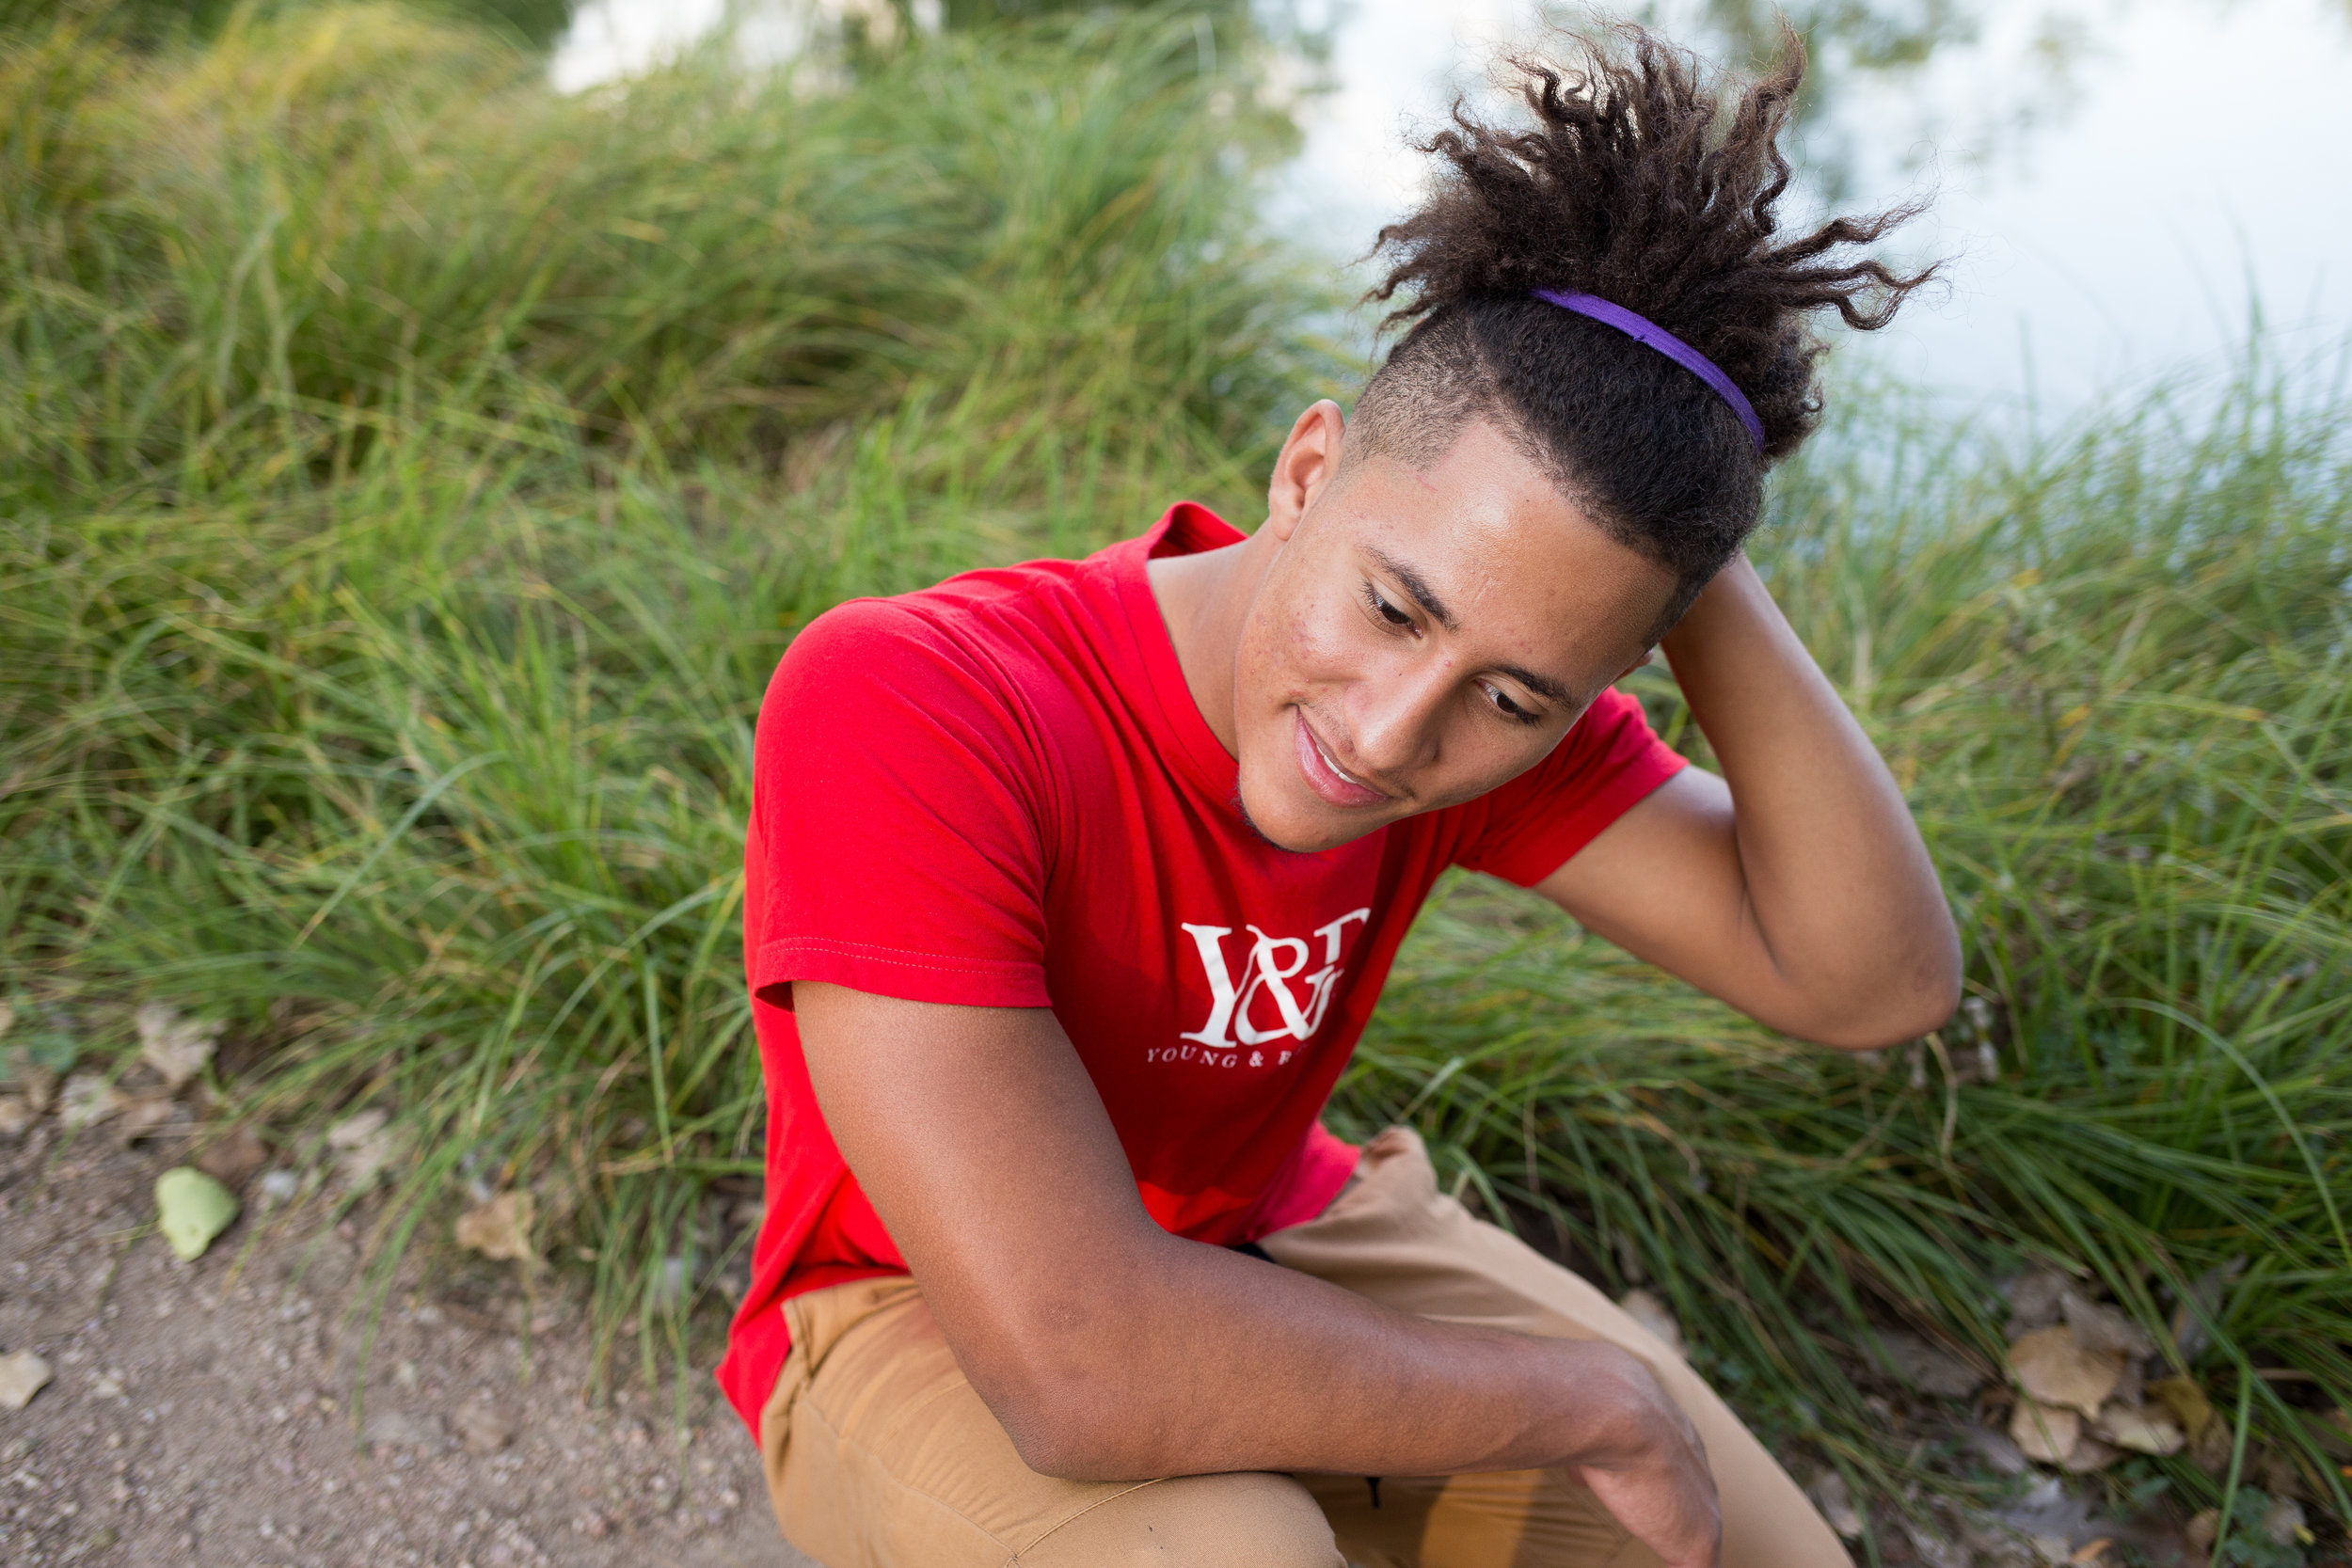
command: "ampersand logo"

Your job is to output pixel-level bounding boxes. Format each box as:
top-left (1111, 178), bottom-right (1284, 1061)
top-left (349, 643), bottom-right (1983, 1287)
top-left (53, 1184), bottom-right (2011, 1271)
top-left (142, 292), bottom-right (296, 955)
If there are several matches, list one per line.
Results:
top-left (1143, 908), bottom-right (1371, 1069)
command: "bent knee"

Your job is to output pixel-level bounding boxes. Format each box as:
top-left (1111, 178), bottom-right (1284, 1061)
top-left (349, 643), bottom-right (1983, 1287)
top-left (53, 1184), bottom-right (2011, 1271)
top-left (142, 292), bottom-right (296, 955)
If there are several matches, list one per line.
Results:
top-left (1018, 1470), bottom-right (1343, 1568)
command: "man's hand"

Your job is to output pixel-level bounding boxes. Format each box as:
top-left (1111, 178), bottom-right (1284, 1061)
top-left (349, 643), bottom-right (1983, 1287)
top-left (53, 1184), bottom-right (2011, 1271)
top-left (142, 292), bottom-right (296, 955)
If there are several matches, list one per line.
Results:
top-left (793, 980), bottom-right (1720, 1560)
top-left (1560, 1345), bottom-right (1723, 1568)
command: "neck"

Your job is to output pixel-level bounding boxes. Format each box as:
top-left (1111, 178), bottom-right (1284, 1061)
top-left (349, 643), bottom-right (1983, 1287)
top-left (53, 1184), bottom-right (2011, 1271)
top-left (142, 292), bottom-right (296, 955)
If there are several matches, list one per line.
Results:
top-left (1145, 525), bottom-right (1278, 758)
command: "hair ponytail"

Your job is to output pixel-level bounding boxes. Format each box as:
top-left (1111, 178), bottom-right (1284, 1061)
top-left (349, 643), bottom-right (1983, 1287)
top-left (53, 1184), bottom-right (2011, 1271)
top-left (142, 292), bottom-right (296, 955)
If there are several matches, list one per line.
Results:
top-left (1348, 24), bottom-right (1938, 613)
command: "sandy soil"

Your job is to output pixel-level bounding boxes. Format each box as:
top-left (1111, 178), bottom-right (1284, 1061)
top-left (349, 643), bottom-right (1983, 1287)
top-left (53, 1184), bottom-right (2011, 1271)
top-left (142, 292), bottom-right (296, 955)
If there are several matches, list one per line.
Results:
top-left (1, 1105), bottom-right (2263, 1568)
top-left (0, 1122), bottom-right (815, 1568)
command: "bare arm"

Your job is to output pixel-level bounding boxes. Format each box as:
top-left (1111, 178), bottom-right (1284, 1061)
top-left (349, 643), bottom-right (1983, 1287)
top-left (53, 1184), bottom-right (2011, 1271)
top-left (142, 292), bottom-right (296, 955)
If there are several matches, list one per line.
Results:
top-left (1540, 554), bottom-right (1961, 1049)
top-left (794, 980), bottom-right (1721, 1568)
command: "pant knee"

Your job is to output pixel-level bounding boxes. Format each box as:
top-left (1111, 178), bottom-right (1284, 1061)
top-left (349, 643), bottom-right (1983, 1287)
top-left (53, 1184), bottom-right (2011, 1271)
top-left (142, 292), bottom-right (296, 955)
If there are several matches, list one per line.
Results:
top-left (1017, 1471), bottom-right (1343, 1568)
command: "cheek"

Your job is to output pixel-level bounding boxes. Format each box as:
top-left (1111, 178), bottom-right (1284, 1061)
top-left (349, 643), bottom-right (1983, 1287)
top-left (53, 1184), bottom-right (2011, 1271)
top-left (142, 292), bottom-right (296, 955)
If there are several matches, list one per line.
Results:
top-left (1427, 729), bottom-right (1562, 806)
top-left (1243, 583), bottom-right (1355, 705)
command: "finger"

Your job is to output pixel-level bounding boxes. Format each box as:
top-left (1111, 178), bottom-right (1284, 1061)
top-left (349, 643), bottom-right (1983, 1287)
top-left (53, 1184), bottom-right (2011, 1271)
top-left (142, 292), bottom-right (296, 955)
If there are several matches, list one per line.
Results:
top-left (1576, 1463), bottom-right (1721, 1568)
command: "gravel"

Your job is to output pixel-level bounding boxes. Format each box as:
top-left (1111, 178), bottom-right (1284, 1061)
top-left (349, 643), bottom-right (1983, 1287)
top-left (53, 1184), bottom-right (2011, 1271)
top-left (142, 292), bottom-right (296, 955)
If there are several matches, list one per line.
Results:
top-left (0, 1122), bottom-right (815, 1567)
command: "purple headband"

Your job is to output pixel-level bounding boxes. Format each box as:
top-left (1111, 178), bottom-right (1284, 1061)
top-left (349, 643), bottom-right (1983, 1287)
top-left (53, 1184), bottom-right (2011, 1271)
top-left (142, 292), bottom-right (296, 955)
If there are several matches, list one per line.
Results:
top-left (1531, 289), bottom-right (1765, 454)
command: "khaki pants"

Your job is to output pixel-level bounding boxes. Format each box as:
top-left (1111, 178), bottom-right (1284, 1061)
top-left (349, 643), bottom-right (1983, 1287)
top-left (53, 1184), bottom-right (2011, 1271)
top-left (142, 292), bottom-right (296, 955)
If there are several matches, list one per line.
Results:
top-left (758, 1128), bottom-right (1850, 1568)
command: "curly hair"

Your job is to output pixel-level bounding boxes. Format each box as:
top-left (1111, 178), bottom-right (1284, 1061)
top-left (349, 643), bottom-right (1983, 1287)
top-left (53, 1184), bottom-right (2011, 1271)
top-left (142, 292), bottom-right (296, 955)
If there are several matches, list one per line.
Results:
top-left (1348, 24), bottom-right (1938, 620)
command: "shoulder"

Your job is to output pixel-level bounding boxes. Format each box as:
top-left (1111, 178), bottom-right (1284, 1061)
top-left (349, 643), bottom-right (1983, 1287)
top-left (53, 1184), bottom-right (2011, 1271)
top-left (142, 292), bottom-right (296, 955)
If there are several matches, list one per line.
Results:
top-left (776, 594), bottom-right (970, 675)
top-left (756, 575), bottom-right (1094, 812)
top-left (769, 587), bottom-right (1026, 720)
top-left (776, 557), bottom-right (1090, 684)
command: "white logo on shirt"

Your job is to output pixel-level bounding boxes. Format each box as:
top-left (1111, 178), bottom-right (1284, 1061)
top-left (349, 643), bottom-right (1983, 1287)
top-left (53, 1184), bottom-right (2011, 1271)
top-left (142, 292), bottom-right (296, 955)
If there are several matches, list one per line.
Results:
top-left (1143, 908), bottom-right (1372, 1068)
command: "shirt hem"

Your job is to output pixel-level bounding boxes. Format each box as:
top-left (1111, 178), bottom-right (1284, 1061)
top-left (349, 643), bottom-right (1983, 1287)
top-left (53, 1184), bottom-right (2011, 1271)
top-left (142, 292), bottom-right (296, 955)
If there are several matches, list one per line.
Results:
top-left (752, 938), bottom-right (1052, 1010)
top-left (1481, 750), bottom-right (1688, 889)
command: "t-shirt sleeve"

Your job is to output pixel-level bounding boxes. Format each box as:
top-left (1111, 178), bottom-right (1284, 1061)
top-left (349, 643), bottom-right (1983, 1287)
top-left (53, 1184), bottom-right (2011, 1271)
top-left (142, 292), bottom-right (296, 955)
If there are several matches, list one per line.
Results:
top-left (1448, 686), bottom-right (1689, 888)
top-left (745, 599), bottom-right (1055, 1011)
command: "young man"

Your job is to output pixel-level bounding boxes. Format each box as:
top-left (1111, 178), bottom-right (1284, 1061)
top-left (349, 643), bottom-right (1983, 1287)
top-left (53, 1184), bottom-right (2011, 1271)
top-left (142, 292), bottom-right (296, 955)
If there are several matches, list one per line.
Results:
top-left (720, 31), bottom-right (1959, 1568)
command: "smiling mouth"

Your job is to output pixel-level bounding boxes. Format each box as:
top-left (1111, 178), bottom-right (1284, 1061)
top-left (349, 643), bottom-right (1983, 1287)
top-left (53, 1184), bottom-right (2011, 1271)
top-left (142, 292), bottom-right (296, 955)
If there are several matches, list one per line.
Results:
top-left (1292, 710), bottom-right (1391, 810)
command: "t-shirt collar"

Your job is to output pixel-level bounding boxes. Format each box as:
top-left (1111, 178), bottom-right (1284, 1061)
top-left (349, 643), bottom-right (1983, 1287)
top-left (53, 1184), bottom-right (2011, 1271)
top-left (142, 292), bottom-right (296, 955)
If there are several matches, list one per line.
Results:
top-left (1114, 501), bottom-right (1251, 809)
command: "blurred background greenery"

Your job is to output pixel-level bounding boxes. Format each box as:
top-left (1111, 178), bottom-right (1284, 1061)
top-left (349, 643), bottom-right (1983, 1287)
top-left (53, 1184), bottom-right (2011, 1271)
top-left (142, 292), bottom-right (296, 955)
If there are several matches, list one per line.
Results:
top-left (1, 1), bottom-right (2345, 1561)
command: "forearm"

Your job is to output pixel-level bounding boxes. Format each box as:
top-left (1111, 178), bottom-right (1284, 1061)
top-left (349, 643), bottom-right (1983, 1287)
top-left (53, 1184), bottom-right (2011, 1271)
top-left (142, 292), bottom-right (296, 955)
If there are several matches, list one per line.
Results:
top-left (1658, 556), bottom-right (1959, 1039)
top-left (972, 1225), bottom-right (1652, 1482)
top-left (799, 990), bottom-right (1719, 1568)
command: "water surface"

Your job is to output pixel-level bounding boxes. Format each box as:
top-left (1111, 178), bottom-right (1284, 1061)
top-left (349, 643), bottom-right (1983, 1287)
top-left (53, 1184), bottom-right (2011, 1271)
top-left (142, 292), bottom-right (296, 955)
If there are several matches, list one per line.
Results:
top-left (558, 0), bottom-right (2352, 407)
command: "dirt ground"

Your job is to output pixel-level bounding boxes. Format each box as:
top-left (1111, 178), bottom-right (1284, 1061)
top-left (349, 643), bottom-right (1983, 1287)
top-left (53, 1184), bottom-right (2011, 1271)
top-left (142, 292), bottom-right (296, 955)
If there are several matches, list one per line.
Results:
top-left (0, 1121), bottom-right (817, 1568)
top-left (0, 1103), bottom-right (2269, 1568)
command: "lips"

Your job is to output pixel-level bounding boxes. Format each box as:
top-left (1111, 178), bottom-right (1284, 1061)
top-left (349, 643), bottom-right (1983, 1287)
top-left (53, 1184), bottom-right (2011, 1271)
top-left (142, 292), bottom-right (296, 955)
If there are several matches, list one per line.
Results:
top-left (1292, 710), bottom-right (1389, 810)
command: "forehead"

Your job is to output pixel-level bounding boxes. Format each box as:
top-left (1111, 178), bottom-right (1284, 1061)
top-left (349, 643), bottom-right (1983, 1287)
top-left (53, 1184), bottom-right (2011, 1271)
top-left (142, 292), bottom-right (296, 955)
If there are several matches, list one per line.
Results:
top-left (1318, 420), bottom-right (1676, 670)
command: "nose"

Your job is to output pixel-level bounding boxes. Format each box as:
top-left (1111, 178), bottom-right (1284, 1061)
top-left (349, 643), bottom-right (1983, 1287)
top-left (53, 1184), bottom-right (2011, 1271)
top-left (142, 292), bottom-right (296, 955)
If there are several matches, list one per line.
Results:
top-left (1343, 651), bottom-right (1454, 783)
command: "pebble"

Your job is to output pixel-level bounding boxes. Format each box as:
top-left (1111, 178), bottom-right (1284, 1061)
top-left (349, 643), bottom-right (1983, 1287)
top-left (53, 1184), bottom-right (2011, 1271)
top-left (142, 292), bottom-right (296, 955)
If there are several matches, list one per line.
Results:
top-left (257, 1167), bottom-right (302, 1205)
top-left (364, 1408), bottom-right (449, 1450)
top-left (0, 1347), bottom-right (55, 1409)
top-left (453, 1402), bottom-right (516, 1455)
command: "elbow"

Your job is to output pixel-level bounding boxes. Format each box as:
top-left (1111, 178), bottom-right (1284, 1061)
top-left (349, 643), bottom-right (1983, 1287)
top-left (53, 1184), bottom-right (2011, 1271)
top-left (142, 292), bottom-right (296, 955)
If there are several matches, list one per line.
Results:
top-left (1001, 1406), bottom-right (1108, 1482)
top-left (1815, 941), bottom-right (1965, 1053)
top-left (980, 1365), bottom-right (1138, 1481)
top-left (1812, 989), bottom-right (1960, 1053)
top-left (953, 1298), bottom-right (1160, 1481)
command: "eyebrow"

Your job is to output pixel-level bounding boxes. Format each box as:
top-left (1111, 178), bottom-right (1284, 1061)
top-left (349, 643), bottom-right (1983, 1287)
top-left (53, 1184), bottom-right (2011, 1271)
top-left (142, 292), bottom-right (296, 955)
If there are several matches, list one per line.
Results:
top-left (1364, 546), bottom-right (1457, 631)
top-left (1361, 546), bottom-right (1579, 708)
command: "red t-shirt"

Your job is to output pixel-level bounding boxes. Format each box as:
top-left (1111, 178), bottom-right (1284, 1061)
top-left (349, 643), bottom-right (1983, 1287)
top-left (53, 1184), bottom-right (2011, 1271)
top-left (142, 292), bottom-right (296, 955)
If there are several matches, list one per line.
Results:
top-left (716, 501), bottom-right (1686, 1435)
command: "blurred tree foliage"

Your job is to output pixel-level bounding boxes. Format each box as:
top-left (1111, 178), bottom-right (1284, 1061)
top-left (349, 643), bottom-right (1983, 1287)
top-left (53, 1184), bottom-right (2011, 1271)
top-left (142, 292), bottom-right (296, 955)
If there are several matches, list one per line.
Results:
top-left (0, 0), bottom-right (580, 48)
top-left (934, 0), bottom-right (1244, 27)
top-left (1, 0), bottom-right (1273, 55)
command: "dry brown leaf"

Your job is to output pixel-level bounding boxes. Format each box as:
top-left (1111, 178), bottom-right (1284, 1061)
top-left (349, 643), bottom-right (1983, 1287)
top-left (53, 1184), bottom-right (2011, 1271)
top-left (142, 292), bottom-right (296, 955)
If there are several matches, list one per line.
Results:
top-left (2257, 1449), bottom-right (2303, 1497)
top-left (1617, 1289), bottom-right (1684, 1356)
top-left (2001, 1269), bottom-right (2074, 1335)
top-left (2190, 1416), bottom-right (2233, 1474)
top-left (2170, 1258), bottom-right (2244, 1365)
top-left (1877, 1330), bottom-right (1983, 1399)
top-left (2060, 1290), bottom-right (2156, 1360)
top-left (455, 1191), bottom-right (536, 1263)
top-left (195, 1125), bottom-right (269, 1190)
top-left (57, 1073), bottom-right (127, 1131)
top-left (2009, 1325), bottom-right (2124, 1417)
top-left (2061, 1433), bottom-right (2122, 1473)
top-left (453, 1402), bottom-right (516, 1454)
top-left (2185, 1509), bottom-right (2220, 1559)
top-left (2010, 1396), bottom-right (2081, 1464)
top-left (113, 1095), bottom-right (177, 1144)
top-left (2094, 1400), bottom-right (2185, 1456)
top-left (0, 1348), bottom-right (52, 1410)
top-left (2146, 1374), bottom-right (2215, 1443)
top-left (0, 1096), bottom-right (32, 1138)
top-left (2110, 1351), bottom-right (2145, 1412)
top-left (2069, 1537), bottom-right (2113, 1565)
top-left (1960, 1424), bottom-right (2029, 1475)
top-left (135, 1003), bottom-right (218, 1092)
top-left (327, 1108), bottom-right (405, 1190)
top-left (326, 1107), bottom-right (388, 1148)
top-left (16, 1066), bottom-right (56, 1115)
top-left (1805, 1470), bottom-right (1864, 1539)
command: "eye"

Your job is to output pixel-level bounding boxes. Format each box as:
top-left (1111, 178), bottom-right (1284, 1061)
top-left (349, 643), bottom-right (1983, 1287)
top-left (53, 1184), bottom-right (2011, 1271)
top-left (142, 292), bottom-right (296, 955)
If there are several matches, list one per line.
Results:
top-left (1482, 682), bottom-right (1544, 727)
top-left (1363, 581), bottom-right (1414, 630)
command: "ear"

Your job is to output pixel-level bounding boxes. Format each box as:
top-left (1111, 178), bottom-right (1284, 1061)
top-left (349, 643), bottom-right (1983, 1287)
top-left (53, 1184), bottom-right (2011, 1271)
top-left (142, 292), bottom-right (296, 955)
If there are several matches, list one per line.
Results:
top-left (1613, 647), bottom-right (1656, 683)
top-left (1264, 400), bottom-right (1346, 543)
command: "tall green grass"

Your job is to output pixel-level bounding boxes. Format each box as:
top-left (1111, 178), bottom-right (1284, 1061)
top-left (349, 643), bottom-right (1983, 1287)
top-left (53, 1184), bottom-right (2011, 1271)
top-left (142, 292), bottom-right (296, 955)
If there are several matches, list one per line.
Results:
top-left (1, 0), bottom-right (1337, 1377)
top-left (3, 2), bottom-right (2346, 1551)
